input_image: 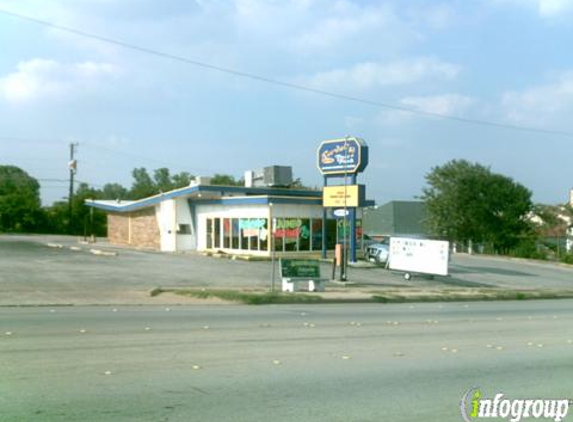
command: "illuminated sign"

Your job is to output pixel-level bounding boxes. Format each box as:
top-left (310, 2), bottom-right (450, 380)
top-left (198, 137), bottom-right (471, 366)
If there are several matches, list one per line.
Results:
top-left (323, 185), bottom-right (365, 207)
top-left (317, 137), bottom-right (368, 175)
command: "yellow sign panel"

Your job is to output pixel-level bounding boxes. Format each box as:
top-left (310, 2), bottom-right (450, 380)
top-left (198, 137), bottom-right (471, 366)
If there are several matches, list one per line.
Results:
top-left (323, 185), bottom-right (361, 207)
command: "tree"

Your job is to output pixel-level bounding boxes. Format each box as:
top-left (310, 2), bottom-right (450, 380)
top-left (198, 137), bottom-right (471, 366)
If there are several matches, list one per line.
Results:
top-left (130, 168), bottom-right (156, 199)
top-left (0, 165), bottom-right (43, 232)
top-left (102, 183), bottom-right (129, 201)
top-left (171, 171), bottom-right (193, 189)
top-left (210, 174), bottom-right (242, 186)
top-left (46, 183), bottom-right (107, 236)
top-left (153, 168), bottom-right (174, 193)
top-left (421, 160), bottom-right (533, 253)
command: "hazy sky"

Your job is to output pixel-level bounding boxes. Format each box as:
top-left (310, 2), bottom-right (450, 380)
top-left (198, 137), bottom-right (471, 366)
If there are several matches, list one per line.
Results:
top-left (1, 0), bottom-right (573, 205)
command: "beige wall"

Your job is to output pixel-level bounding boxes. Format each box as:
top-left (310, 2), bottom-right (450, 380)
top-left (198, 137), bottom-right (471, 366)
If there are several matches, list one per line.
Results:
top-left (107, 208), bottom-right (160, 250)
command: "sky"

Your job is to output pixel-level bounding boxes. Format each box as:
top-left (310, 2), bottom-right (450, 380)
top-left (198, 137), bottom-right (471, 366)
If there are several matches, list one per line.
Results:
top-left (1, 0), bottom-right (573, 206)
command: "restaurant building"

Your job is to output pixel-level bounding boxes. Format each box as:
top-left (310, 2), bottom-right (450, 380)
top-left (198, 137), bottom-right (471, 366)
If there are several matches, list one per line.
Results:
top-left (86, 166), bottom-right (370, 256)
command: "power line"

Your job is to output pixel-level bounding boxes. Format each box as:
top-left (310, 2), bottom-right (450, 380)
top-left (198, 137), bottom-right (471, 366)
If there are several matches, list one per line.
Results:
top-left (1, 136), bottom-right (227, 173)
top-left (80, 143), bottom-right (224, 173)
top-left (38, 178), bottom-right (105, 188)
top-left (1, 8), bottom-right (572, 138)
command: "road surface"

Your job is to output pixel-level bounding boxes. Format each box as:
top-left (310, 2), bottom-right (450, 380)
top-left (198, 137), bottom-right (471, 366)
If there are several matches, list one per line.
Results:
top-left (2, 301), bottom-right (573, 421)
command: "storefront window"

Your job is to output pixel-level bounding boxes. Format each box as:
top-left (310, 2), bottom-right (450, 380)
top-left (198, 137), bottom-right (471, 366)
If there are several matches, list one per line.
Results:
top-left (273, 218), bottom-right (284, 252)
top-left (312, 219), bottom-right (322, 251)
top-left (206, 219), bottom-right (213, 249)
top-left (299, 218), bottom-right (310, 251)
top-left (232, 218), bottom-right (240, 249)
top-left (259, 219), bottom-right (268, 251)
top-left (240, 219), bottom-right (249, 250)
top-left (223, 218), bottom-right (231, 248)
top-left (240, 218), bottom-right (266, 251)
top-left (214, 218), bottom-right (221, 248)
top-left (206, 215), bottom-right (345, 253)
top-left (284, 218), bottom-right (299, 251)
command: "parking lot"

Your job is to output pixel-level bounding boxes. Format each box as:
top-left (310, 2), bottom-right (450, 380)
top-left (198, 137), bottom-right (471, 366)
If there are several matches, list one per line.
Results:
top-left (2, 235), bottom-right (573, 305)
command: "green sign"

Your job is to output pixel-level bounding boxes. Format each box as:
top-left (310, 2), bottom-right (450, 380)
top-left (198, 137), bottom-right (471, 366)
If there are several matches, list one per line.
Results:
top-left (280, 259), bottom-right (321, 279)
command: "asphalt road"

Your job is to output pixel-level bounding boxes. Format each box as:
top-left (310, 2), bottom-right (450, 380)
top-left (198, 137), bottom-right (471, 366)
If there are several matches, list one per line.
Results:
top-left (2, 301), bottom-right (573, 422)
top-left (2, 235), bottom-right (573, 305)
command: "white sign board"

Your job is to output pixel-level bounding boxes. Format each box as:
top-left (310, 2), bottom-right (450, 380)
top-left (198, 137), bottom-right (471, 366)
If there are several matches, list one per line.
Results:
top-left (333, 209), bottom-right (349, 218)
top-left (389, 237), bottom-right (450, 276)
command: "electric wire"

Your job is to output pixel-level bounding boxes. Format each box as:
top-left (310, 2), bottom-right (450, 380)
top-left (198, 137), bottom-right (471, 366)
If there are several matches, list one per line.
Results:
top-left (1, 8), bottom-right (572, 137)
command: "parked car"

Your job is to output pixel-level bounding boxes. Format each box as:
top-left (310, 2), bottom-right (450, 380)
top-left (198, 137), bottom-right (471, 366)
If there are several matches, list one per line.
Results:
top-left (365, 239), bottom-right (390, 265)
top-left (361, 234), bottom-right (378, 254)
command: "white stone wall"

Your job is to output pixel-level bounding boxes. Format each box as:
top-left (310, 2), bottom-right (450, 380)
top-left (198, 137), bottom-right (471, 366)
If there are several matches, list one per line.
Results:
top-left (157, 200), bottom-right (177, 252)
top-left (176, 199), bottom-right (196, 251)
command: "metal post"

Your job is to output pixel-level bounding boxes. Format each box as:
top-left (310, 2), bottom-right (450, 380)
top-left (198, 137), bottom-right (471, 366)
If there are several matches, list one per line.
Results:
top-left (321, 176), bottom-right (328, 259)
top-left (341, 136), bottom-right (349, 280)
top-left (270, 203), bottom-right (275, 292)
top-left (350, 174), bottom-right (357, 263)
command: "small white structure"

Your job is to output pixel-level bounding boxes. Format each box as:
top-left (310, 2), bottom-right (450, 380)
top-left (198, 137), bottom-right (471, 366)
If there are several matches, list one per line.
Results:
top-left (389, 237), bottom-right (450, 277)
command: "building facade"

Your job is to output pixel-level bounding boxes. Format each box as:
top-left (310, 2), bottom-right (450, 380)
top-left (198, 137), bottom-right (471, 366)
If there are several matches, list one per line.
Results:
top-left (362, 201), bottom-right (428, 240)
top-left (86, 182), bottom-right (358, 256)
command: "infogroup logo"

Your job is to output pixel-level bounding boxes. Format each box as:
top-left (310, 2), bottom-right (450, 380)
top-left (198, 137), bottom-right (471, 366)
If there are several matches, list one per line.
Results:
top-left (461, 388), bottom-right (570, 422)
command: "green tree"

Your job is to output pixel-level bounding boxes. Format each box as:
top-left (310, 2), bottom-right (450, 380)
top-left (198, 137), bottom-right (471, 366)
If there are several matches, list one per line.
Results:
top-left (130, 168), bottom-right (156, 199)
top-left (171, 171), bottom-right (193, 189)
top-left (46, 183), bottom-right (107, 236)
top-left (0, 165), bottom-right (43, 232)
top-left (153, 168), bottom-right (174, 193)
top-left (129, 168), bottom-right (195, 199)
top-left (102, 183), bottom-right (129, 201)
top-left (210, 174), bottom-right (242, 186)
top-left (422, 160), bottom-right (534, 253)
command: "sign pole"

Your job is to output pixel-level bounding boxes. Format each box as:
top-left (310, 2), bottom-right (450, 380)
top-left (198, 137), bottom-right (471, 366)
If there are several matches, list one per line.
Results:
top-left (317, 136), bottom-right (369, 276)
top-left (321, 176), bottom-right (328, 260)
top-left (350, 174), bottom-right (357, 263)
top-left (270, 204), bottom-right (275, 293)
top-left (341, 136), bottom-right (349, 281)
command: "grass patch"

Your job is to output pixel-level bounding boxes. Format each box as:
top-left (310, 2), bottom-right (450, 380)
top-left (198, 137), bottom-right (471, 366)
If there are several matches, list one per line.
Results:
top-left (156, 288), bottom-right (325, 305)
top-left (149, 287), bottom-right (164, 297)
top-left (371, 290), bottom-right (573, 303)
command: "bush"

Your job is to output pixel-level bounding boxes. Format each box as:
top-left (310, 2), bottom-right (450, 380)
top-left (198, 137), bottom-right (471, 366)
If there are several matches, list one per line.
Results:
top-left (509, 239), bottom-right (548, 260)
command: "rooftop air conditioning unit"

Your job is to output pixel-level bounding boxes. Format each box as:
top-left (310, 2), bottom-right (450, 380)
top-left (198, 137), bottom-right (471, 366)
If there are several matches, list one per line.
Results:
top-left (244, 166), bottom-right (293, 187)
top-left (263, 166), bottom-right (292, 187)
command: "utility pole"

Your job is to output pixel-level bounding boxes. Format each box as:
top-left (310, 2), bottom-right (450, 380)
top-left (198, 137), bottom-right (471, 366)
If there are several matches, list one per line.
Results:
top-left (68, 143), bottom-right (78, 233)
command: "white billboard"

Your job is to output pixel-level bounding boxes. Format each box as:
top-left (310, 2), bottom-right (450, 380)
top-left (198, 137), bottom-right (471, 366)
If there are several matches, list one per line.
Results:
top-left (389, 237), bottom-right (450, 276)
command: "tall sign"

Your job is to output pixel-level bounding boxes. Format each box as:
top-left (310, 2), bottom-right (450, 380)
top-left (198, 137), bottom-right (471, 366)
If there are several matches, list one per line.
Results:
top-left (317, 137), bottom-right (369, 175)
top-left (317, 136), bottom-right (369, 269)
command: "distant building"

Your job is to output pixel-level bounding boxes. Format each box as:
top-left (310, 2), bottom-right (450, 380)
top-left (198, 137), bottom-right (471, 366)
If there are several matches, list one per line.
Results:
top-left (362, 201), bottom-right (428, 240)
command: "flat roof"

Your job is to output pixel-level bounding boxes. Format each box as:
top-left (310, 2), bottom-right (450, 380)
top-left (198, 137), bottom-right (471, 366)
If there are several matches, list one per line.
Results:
top-left (85, 184), bottom-right (323, 213)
